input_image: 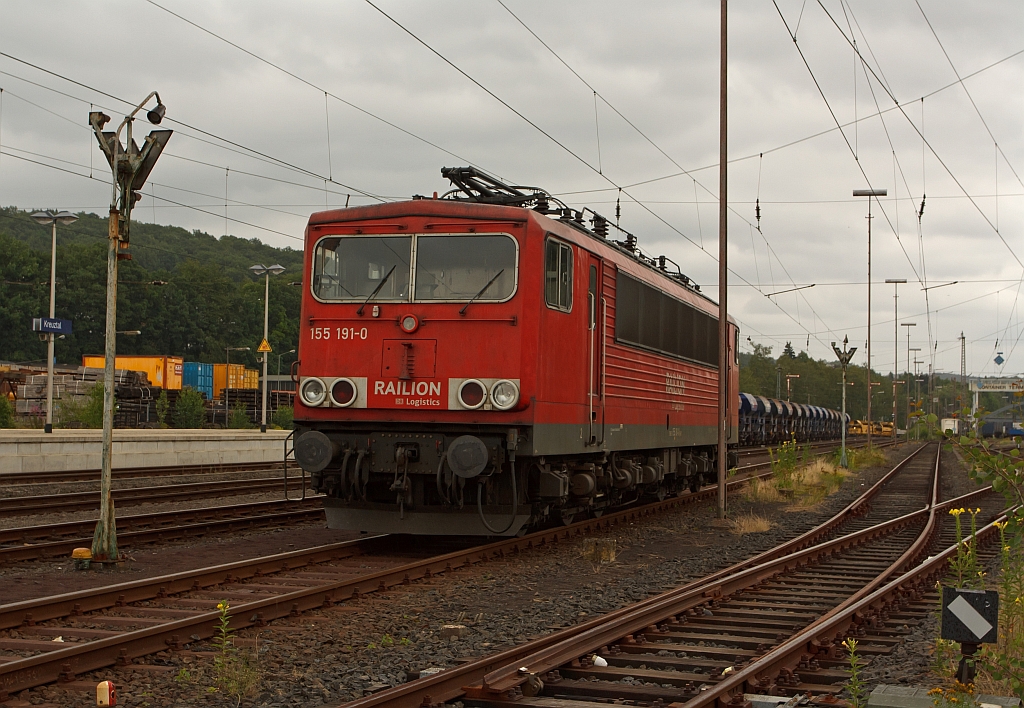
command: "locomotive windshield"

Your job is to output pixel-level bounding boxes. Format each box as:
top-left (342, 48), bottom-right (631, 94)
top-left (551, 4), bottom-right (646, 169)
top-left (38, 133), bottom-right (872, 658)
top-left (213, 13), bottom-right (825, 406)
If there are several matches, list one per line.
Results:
top-left (312, 236), bottom-right (412, 301)
top-left (414, 235), bottom-right (515, 301)
top-left (312, 233), bottom-right (517, 303)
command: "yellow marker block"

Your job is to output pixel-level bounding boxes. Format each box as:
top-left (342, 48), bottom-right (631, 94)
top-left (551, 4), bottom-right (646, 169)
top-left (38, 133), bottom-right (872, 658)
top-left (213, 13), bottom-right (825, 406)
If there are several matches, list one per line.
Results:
top-left (72, 547), bottom-right (93, 571)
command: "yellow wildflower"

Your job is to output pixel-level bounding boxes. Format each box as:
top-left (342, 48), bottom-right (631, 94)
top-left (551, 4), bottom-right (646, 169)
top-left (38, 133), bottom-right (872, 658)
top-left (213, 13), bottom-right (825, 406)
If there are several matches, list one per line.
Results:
top-left (994, 520), bottom-right (1008, 530)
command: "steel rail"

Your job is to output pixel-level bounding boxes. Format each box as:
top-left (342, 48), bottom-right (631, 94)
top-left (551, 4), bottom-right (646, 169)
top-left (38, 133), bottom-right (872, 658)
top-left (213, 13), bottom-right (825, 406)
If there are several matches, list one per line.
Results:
top-left (0, 476), bottom-right (309, 515)
top-left (334, 443), bottom-right (985, 708)
top-left (682, 506), bottom-right (1014, 708)
top-left (0, 440), bottom-right (907, 694)
top-left (0, 506), bottom-right (325, 565)
top-left (0, 461), bottom-right (294, 487)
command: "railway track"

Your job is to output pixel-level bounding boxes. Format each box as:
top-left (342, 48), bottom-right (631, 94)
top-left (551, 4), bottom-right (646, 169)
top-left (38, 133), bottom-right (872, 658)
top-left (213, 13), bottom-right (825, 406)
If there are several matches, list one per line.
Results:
top-left (0, 461), bottom-right (293, 487)
top-left (0, 498), bottom-right (326, 565)
top-left (0, 476), bottom-right (308, 517)
top-left (342, 442), bottom-right (1008, 708)
top-left (0, 440), bottom-right (931, 696)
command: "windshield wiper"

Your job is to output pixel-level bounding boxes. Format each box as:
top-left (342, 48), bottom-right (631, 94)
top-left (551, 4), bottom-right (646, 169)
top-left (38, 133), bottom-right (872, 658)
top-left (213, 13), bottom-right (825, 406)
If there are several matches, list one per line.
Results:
top-left (459, 269), bottom-right (504, 316)
top-left (357, 265), bottom-right (397, 316)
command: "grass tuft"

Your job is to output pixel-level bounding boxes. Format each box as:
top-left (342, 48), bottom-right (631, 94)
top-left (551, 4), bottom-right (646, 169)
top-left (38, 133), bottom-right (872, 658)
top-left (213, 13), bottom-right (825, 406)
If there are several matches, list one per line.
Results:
top-left (731, 512), bottom-right (773, 534)
top-left (743, 477), bottom-right (783, 503)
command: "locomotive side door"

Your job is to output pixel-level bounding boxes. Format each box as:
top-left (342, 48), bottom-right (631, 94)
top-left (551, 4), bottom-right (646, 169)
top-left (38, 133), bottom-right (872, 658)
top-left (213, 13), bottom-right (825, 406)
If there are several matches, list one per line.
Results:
top-left (587, 254), bottom-right (604, 445)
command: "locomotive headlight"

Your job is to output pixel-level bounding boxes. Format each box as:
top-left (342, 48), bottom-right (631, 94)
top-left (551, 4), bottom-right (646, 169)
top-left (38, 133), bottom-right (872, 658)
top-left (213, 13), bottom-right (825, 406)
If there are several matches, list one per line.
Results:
top-left (300, 377), bottom-right (327, 406)
top-left (399, 314), bottom-right (419, 333)
top-left (329, 378), bottom-right (357, 407)
top-left (489, 379), bottom-right (519, 411)
top-left (457, 379), bottom-right (486, 410)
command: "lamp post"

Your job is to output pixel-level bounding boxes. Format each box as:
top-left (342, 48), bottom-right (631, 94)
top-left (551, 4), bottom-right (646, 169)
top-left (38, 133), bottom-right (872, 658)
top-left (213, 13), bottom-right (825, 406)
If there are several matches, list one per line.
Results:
top-left (225, 346), bottom-right (250, 427)
top-left (832, 337), bottom-right (858, 468)
top-left (249, 264), bottom-right (286, 432)
top-left (785, 374), bottom-right (800, 401)
top-left (854, 188), bottom-right (887, 450)
top-left (30, 210), bottom-right (79, 434)
top-left (277, 349), bottom-right (296, 376)
top-left (885, 279), bottom-right (907, 440)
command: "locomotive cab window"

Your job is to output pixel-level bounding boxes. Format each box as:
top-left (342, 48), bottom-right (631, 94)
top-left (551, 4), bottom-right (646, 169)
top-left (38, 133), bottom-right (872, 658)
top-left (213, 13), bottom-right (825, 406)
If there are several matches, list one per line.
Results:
top-left (312, 236), bottom-right (412, 301)
top-left (414, 234), bottom-right (517, 301)
top-left (544, 237), bottom-right (573, 312)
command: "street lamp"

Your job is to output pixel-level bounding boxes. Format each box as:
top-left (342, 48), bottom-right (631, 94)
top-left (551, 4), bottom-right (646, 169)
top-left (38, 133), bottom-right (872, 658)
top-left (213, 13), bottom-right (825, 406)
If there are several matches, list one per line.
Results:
top-left (249, 264), bottom-right (286, 432)
top-left (277, 349), bottom-right (296, 376)
top-left (885, 279), bottom-right (907, 440)
top-left (832, 337), bottom-right (858, 467)
top-left (88, 92), bottom-right (171, 564)
top-left (226, 346), bottom-right (250, 427)
top-left (854, 187), bottom-right (886, 450)
top-left (785, 374), bottom-right (800, 401)
top-left (115, 330), bottom-right (141, 336)
top-left (30, 210), bottom-right (78, 434)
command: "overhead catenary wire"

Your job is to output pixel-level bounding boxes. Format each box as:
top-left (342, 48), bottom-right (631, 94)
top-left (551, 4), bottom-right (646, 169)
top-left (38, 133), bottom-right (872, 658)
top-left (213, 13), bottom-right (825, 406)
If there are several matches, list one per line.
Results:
top-left (0, 50), bottom-right (387, 204)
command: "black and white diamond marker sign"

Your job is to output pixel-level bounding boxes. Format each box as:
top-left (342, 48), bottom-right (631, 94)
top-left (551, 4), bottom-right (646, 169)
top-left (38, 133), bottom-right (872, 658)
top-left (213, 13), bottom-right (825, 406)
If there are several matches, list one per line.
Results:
top-left (941, 586), bottom-right (999, 644)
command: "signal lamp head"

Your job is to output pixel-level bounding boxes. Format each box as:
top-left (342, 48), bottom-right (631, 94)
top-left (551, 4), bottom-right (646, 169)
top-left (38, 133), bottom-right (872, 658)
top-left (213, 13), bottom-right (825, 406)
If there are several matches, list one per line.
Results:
top-left (299, 377), bottom-right (327, 406)
top-left (457, 379), bottom-right (486, 410)
top-left (400, 314), bottom-right (419, 333)
top-left (489, 379), bottom-right (519, 410)
top-left (330, 378), bottom-right (357, 407)
top-left (147, 102), bottom-right (166, 125)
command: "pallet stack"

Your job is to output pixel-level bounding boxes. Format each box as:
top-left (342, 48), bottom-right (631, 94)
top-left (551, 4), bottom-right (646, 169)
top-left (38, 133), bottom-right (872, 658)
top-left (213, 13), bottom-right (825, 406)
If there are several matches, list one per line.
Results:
top-left (15, 367), bottom-right (157, 427)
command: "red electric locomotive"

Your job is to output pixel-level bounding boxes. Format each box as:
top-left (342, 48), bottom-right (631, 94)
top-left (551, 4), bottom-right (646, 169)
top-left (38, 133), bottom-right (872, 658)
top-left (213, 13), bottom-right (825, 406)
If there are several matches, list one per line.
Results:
top-left (292, 168), bottom-right (739, 535)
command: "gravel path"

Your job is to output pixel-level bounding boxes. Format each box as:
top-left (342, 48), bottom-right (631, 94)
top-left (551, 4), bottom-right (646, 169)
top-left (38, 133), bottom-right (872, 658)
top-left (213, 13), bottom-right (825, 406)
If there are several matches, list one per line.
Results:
top-left (0, 445), bottom-right (928, 708)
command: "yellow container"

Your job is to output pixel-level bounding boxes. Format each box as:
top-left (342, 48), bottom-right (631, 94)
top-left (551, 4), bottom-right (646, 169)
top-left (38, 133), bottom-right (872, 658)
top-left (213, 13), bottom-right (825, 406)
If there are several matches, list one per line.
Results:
top-left (243, 369), bottom-right (259, 389)
top-left (82, 355), bottom-right (183, 389)
top-left (213, 363), bottom-right (246, 400)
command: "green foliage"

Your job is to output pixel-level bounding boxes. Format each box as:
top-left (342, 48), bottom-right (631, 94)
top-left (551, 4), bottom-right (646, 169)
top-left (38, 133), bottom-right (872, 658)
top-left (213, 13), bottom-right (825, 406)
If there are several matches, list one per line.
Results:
top-left (57, 383), bottom-right (105, 429)
top-left (228, 403), bottom-right (253, 429)
top-left (0, 208), bottom-right (301, 367)
top-left (932, 414), bottom-right (1024, 699)
top-left (769, 438), bottom-right (800, 487)
top-left (155, 389), bottom-right (169, 427)
top-left (173, 386), bottom-right (206, 428)
top-left (211, 601), bottom-right (260, 701)
top-left (843, 638), bottom-right (867, 708)
top-left (272, 405), bottom-right (293, 430)
top-left (0, 395), bottom-right (14, 428)
top-left (948, 507), bottom-right (984, 589)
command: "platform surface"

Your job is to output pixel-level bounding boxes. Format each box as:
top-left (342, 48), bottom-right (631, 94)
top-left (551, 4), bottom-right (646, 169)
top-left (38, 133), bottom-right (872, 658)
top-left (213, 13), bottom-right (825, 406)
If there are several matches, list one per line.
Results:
top-left (0, 428), bottom-right (291, 474)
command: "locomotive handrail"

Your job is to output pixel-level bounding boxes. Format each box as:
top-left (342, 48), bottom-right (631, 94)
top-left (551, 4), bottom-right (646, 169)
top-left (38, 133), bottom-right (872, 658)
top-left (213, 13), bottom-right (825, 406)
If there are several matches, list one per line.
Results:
top-left (283, 429), bottom-right (305, 501)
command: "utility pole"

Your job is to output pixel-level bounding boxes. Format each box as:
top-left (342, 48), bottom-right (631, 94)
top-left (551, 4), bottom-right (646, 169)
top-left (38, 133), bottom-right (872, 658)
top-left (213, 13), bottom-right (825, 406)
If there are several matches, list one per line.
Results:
top-left (832, 337), bottom-right (857, 468)
top-left (88, 94), bottom-right (171, 563)
top-left (716, 0), bottom-right (728, 521)
top-left (885, 279), bottom-right (906, 440)
top-left (901, 322), bottom-right (916, 433)
top-left (960, 332), bottom-right (966, 414)
top-left (854, 189), bottom-right (886, 450)
top-left (250, 264), bottom-right (285, 433)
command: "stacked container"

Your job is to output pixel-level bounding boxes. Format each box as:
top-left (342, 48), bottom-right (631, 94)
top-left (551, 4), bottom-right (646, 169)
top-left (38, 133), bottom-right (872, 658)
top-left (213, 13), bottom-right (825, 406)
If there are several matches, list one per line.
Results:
top-left (243, 369), bottom-right (259, 390)
top-left (213, 363), bottom-right (246, 401)
top-left (182, 362), bottom-right (214, 400)
top-left (81, 356), bottom-right (183, 389)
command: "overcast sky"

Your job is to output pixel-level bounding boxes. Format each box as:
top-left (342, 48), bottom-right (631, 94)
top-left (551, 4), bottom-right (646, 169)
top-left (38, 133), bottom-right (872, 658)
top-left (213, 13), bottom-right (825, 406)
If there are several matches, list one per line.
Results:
top-left (0, 1), bottom-right (1021, 380)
